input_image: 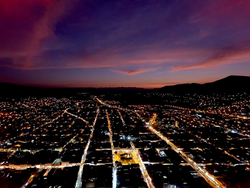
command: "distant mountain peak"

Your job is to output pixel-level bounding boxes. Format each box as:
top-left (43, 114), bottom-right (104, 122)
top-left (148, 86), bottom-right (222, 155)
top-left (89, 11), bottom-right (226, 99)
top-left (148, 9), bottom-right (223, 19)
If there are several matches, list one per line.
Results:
top-left (160, 75), bottom-right (250, 93)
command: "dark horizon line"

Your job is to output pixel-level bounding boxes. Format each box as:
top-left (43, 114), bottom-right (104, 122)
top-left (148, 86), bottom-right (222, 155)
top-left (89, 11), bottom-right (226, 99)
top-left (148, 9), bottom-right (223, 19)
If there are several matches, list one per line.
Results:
top-left (0, 74), bottom-right (248, 90)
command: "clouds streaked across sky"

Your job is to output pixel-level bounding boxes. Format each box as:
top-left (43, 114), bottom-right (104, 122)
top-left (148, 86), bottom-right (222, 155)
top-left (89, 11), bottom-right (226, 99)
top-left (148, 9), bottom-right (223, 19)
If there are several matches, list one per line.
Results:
top-left (0, 0), bottom-right (250, 88)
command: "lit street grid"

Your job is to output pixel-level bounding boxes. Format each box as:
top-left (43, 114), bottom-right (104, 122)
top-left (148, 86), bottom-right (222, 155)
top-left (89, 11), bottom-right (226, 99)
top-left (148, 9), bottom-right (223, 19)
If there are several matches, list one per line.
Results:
top-left (0, 96), bottom-right (250, 188)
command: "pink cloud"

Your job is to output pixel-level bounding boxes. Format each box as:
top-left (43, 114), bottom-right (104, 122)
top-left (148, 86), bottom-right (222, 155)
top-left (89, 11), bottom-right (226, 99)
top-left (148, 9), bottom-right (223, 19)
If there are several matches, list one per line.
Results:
top-left (173, 48), bottom-right (250, 71)
top-left (111, 68), bottom-right (156, 75)
top-left (0, 0), bottom-right (250, 72)
top-left (0, 46), bottom-right (207, 71)
top-left (189, 0), bottom-right (250, 26)
top-left (0, 0), bottom-right (70, 68)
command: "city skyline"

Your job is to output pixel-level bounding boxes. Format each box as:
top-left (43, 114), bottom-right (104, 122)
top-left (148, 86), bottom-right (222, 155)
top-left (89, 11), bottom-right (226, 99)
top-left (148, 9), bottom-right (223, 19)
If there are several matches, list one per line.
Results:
top-left (0, 0), bottom-right (250, 88)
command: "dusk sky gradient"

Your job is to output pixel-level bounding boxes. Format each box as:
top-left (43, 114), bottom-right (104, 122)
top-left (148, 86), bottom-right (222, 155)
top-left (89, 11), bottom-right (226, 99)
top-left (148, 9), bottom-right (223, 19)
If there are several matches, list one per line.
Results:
top-left (0, 0), bottom-right (250, 88)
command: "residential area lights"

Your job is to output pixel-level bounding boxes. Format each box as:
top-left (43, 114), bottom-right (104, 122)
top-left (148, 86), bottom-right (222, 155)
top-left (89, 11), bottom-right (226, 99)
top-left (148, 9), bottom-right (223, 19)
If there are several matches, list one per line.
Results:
top-left (75, 108), bottom-right (99, 188)
top-left (97, 98), bottom-right (226, 188)
top-left (130, 142), bottom-right (155, 188)
top-left (1, 94), bottom-right (249, 187)
top-left (147, 125), bottom-right (226, 188)
top-left (105, 110), bottom-right (117, 188)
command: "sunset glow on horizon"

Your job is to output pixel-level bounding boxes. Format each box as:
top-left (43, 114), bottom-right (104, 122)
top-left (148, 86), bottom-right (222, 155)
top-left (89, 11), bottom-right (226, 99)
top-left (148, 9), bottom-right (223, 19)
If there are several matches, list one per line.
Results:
top-left (0, 0), bottom-right (250, 88)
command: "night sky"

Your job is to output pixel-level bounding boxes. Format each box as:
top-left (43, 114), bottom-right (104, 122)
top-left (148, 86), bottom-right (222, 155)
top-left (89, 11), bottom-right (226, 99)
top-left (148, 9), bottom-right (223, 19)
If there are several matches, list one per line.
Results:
top-left (0, 0), bottom-right (250, 88)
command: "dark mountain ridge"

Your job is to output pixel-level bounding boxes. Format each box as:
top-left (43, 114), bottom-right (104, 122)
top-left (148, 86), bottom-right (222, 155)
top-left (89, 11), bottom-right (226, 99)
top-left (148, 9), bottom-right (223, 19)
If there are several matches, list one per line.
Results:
top-left (160, 75), bottom-right (250, 93)
top-left (0, 75), bottom-right (249, 96)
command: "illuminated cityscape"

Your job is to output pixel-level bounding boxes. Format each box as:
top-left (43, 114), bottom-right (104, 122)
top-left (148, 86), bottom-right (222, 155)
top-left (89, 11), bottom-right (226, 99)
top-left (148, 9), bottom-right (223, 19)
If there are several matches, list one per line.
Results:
top-left (0, 88), bottom-right (250, 188)
top-left (1, 0), bottom-right (250, 187)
